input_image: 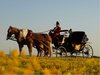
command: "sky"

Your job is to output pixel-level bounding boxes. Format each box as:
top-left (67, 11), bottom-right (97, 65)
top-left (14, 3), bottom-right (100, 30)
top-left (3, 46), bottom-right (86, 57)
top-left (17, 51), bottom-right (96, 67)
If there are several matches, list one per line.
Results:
top-left (0, 0), bottom-right (99, 56)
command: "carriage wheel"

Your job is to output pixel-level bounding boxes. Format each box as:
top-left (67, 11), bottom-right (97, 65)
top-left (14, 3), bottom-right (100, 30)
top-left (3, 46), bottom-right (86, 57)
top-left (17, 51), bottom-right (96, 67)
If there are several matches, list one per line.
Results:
top-left (56, 46), bottom-right (67, 57)
top-left (82, 44), bottom-right (93, 57)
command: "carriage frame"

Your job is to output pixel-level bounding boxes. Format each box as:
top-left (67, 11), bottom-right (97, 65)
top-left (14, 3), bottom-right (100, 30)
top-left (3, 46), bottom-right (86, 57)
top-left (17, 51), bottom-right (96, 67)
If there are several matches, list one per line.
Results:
top-left (51, 29), bottom-right (93, 57)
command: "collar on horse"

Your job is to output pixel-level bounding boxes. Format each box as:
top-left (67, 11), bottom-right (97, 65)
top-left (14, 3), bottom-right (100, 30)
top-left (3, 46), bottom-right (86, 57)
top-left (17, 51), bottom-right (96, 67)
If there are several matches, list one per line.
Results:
top-left (20, 29), bottom-right (28, 39)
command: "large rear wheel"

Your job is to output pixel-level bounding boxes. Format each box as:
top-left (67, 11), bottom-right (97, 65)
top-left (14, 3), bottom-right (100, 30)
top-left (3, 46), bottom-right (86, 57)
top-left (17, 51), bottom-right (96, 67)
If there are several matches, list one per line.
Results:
top-left (82, 44), bottom-right (93, 57)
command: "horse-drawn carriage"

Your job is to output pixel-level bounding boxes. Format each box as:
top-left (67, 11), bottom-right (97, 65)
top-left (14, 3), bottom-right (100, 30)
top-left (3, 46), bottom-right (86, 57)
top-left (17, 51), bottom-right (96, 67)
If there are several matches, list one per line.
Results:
top-left (6, 26), bottom-right (93, 57)
top-left (49, 29), bottom-right (93, 57)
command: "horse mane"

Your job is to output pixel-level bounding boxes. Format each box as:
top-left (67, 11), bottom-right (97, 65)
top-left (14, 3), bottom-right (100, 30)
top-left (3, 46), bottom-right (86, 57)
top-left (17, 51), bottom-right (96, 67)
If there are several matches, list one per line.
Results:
top-left (9, 26), bottom-right (20, 33)
top-left (11, 26), bottom-right (18, 29)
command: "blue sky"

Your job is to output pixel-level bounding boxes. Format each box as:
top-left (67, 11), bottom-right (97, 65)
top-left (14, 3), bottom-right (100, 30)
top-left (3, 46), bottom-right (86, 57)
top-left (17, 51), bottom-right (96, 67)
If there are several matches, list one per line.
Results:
top-left (0, 0), bottom-right (99, 56)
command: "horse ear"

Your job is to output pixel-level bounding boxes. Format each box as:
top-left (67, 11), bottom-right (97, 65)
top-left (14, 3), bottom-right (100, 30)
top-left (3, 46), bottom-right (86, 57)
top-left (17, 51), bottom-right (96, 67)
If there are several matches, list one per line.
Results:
top-left (10, 26), bottom-right (12, 28)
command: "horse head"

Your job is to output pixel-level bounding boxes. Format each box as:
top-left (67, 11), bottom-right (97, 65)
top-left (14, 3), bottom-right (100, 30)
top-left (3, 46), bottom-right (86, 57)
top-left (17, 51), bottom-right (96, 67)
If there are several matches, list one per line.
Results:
top-left (6, 26), bottom-right (19, 41)
top-left (48, 29), bottom-right (54, 39)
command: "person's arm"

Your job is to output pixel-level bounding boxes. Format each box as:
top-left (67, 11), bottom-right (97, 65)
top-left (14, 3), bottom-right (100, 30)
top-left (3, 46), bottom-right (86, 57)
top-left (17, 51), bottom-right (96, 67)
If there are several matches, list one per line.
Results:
top-left (54, 27), bottom-right (57, 30)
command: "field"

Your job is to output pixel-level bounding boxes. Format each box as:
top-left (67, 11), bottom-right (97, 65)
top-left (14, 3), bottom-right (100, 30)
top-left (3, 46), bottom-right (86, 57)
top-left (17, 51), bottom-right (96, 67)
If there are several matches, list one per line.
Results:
top-left (0, 50), bottom-right (100, 75)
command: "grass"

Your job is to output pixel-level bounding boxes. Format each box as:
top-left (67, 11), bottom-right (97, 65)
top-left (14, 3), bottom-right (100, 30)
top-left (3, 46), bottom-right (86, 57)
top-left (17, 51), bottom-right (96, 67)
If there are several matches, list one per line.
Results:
top-left (0, 50), bottom-right (100, 75)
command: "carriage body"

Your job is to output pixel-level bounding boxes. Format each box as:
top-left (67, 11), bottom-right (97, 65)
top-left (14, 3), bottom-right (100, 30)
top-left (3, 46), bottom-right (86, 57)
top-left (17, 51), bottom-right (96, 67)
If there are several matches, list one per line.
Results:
top-left (68, 31), bottom-right (88, 44)
top-left (52, 30), bottom-right (93, 57)
top-left (64, 31), bottom-right (88, 51)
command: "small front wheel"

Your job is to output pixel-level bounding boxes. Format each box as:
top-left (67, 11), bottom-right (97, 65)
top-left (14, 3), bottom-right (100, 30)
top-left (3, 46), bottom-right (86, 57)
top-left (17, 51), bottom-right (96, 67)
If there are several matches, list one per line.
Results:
top-left (56, 46), bottom-right (67, 57)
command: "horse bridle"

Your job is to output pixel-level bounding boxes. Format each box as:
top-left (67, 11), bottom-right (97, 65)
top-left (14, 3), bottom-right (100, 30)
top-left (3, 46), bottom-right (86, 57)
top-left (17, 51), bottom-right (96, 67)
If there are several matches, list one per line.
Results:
top-left (8, 34), bottom-right (17, 41)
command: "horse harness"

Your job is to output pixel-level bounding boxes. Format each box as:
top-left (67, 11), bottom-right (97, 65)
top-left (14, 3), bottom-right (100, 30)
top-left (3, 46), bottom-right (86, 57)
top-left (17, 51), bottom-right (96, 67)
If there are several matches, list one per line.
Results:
top-left (19, 29), bottom-right (28, 40)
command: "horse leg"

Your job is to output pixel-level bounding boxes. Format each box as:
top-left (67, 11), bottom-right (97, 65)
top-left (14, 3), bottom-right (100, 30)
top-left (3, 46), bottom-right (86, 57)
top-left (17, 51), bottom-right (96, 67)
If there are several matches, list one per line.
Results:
top-left (36, 46), bottom-right (40, 57)
top-left (38, 44), bottom-right (44, 57)
top-left (27, 43), bottom-right (33, 56)
top-left (44, 50), bottom-right (48, 57)
top-left (40, 50), bottom-right (43, 57)
top-left (49, 42), bottom-right (52, 57)
top-left (37, 49), bottom-right (43, 57)
top-left (37, 50), bottom-right (39, 57)
top-left (18, 44), bottom-right (23, 56)
top-left (46, 42), bottom-right (52, 57)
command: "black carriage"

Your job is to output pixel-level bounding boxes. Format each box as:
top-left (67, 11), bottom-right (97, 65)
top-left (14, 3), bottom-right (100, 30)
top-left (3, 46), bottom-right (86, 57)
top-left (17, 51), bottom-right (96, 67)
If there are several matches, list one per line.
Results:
top-left (50, 29), bottom-right (93, 57)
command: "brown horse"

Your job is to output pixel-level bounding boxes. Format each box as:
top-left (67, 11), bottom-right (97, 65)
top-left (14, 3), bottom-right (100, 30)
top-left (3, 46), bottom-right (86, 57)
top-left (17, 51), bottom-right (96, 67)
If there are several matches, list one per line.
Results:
top-left (26, 30), bottom-right (52, 56)
top-left (6, 26), bottom-right (52, 56)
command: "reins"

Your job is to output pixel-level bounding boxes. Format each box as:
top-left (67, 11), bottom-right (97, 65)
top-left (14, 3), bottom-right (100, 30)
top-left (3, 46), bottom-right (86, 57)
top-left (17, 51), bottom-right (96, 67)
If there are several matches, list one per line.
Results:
top-left (37, 30), bottom-right (51, 34)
